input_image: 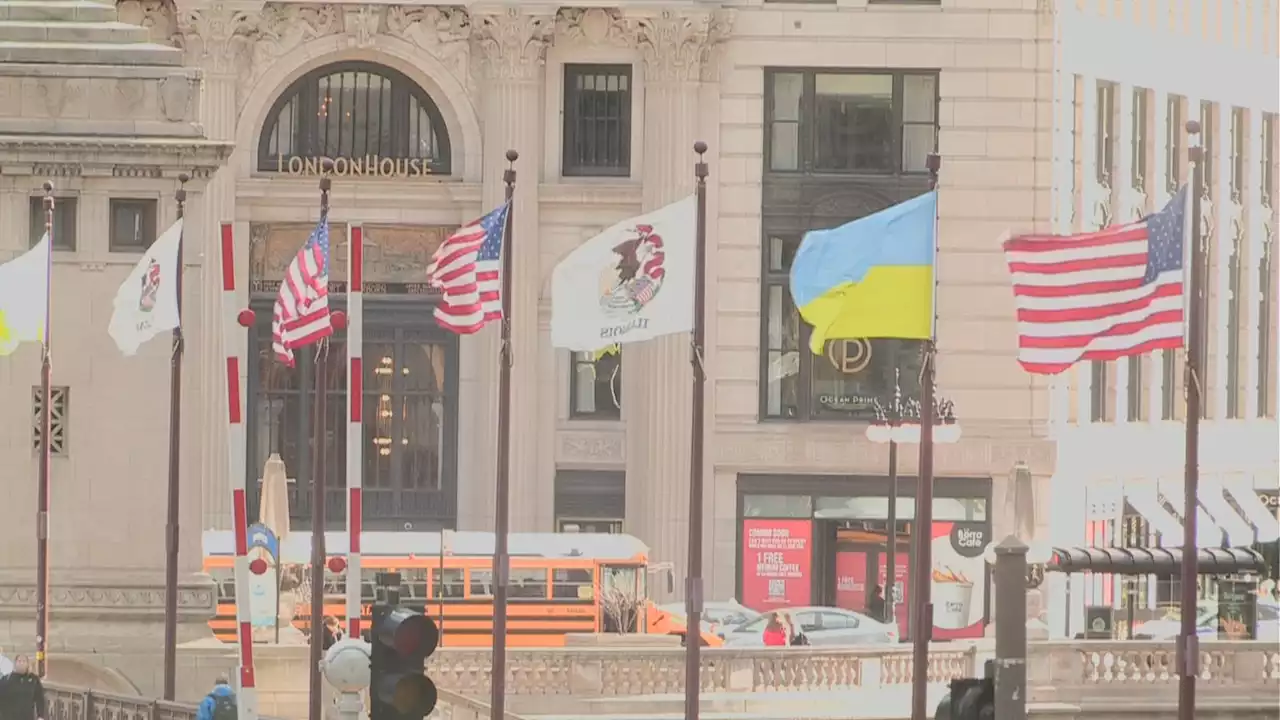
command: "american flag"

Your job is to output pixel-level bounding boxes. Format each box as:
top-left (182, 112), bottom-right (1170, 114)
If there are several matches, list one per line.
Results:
top-left (426, 203), bottom-right (510, 334)
top-left (1003, 187), bottom-right (1187, 375)
top-left (272, 217), bottom-right (333, 367)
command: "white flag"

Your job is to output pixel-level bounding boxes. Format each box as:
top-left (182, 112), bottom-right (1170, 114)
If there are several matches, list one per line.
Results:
top-left (109, 218), bottom-right (183, 356)
top-left (551, 195), bottom-right (697, 351)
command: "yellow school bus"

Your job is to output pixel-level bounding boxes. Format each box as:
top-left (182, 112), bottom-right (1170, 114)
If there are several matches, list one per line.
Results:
top-left (202, 530), bottom-right (720, 647)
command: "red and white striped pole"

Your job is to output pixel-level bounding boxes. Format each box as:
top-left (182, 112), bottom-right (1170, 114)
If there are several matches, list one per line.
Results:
top-left (346, 224), bottom-right (364, 638)
top-left (220, 222), bottom-right (258, 720)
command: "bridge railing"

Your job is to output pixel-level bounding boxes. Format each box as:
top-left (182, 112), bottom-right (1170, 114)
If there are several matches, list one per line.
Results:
top-left (45, 683), bottom-right (198, 720)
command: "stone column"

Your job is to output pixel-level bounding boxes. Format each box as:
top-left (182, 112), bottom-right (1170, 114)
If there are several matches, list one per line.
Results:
top-left (177, 2), bottom-right (257, 532)
top-left (466, 9), bottom-right (552, 532)
top-left (625, 10), bottom-right (727, 599)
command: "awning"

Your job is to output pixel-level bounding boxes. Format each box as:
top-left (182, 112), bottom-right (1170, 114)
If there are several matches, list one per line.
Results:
top-left (1122, 479), bottom-right (1280, 548)
top-left (1224, 478), bottom-right (1280, 543)
top-left (1123, 482), bottom-right (1184, 540)
top-left (1198, 482), bottom-right (1258, 547)
top-left (1046, 546), bottom-right (1268, 575)
top-left (1157, 478), bottom-right (1225, 548)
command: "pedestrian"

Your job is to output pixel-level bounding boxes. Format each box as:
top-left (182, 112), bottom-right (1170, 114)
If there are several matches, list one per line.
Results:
top-left (0, 647), bottom-right (12, 678)
top-left (322, 616), bottom-right (343, 650)
top-left (762, 613), bottom-right (788, 647)
top-left (784, 612), bottom-right (809, 646)
top-left (0, 655), bottom-right (46, 720)
top-left (196, 675), bottom-right (238, 720)
top-left (867, 585), bottom-right (887, 623)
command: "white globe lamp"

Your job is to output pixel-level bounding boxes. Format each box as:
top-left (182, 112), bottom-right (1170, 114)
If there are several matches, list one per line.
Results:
top-left (322, 637), bottom-right (373, 693)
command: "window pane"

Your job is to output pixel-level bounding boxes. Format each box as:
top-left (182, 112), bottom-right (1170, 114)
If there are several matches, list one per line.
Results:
top-left (770, 122), bottom-right (800, 171)
top-left (765, 284), bottom-right (801, 418)
top-left (364, 394), bottom-right (393, 488)
top-left (435, 568), bottom-right (465, 598)
top-left (772, 73), bottom-right (803, 122)
top-left (402, 341), bottom-right (446, 392)
top-left (814, 74), bottom-right (893, 171)
top-left (767, 236), bottom-right (801, 273)
top-left (902, 124), bottom-right (936, 173)
top-left (470, 569), bottom-right (493, 597)
top-left (401, 394), bottom-right (444, 489)
top-left (552, 569), bottom-right (594, 600)
top-left (743, 494), bottom-right (812, 518)
top-left (564, 65), bottom-right (633, 176)
top-left (510, 569), bottom-right (549, 600)
top-left (902, 75), bottom-right (936, 123)
top-left (810, 339), bottom-right (922, 420)
top-left (572, 350), bottom-right (622, 418)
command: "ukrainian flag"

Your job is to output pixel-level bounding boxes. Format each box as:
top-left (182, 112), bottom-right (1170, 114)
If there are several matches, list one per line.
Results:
top-left (789, 191), bottom-right (937, 354)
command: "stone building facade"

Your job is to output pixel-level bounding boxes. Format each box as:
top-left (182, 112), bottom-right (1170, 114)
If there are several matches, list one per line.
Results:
top-left (2, 0), bottom-right (1061, 656)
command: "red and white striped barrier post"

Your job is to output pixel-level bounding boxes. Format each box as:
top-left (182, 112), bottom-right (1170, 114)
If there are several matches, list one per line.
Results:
top-left (220, 222), bottom-right (258, 720)
top-left (345, 224), bottom-right (364, 638)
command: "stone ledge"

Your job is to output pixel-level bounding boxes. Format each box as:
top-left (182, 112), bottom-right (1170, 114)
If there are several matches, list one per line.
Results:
top-left (0, 63), bottom-right (199, 80)
top-left (0, 578), bottom-right (216, 621)
top-left (0, 135), bottom-right (233, 175)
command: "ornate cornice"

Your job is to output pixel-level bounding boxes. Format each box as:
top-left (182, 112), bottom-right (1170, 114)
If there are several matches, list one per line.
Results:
top-left (175, 1), bottom-right (257, 77)
top-left (471, 8), bottom-right (554, 83)
top-left (554, 8), bottom-right (632, 48)
top-left (0, 580), bottom-right (216, 621)
top-left (0, 137), bottom-right (232, 176)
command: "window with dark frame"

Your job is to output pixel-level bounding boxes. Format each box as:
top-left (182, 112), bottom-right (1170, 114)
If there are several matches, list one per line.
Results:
top-left (1200, 101), bottom-right (1215, 195)
top-left (1131, 88), bottom-right (1149, 192)
top-left (1260, 114), bottom-right (1276, 419)
top-left (258, 61), bottom-right (451, 174)
top-left (761, 235), bottom-right (923, 422)
top-left (29, 196), bottom-right (77, 251)
top-left (569, 348), bottom-right (622, 419)
top-left (562, 64), bottom-right (632, 177)
top-left (1230, 107), bottom-right (1246, 201)
top-left (766, 70), bottom-right (938, 175)
top-left (1227, 225), bottom-right (1243, 418)
top-left (1090, 361), bottom-right (1109, 422)
top-left (1166, 95), bottom-right (1184, 193)
top-left (109, 199), bottom-right (158, 252)
top-left (1127, 357), bottom-right (1143, 421)
top-left (1096, 82), bottom-right (1116, 186)
top-left (1161, 350), bottom-right (1179, 420)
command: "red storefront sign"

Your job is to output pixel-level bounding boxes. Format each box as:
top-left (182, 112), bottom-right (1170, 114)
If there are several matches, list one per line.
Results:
top-left (834, 551), bottom-right (868, 611)
top-left (929, 521), bottom-right (987, 640)
top-left (741, 519), bottom-right (812, 610)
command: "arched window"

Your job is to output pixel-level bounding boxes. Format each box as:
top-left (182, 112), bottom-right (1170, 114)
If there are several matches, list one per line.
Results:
top-left (258, 61), bottom-right (451, 175)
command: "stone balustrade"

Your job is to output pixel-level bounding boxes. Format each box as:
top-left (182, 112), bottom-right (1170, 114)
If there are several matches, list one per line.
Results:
top-left (428, 643), bottom-right (978, 698)
top-left (1028, 639), bottom-right (1280, 706)
top-left (45, 683), bottom-right (201, 720)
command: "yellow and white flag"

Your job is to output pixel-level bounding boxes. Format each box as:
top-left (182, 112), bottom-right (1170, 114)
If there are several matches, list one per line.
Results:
top-left (109, 218), bottom-right (184, 356)
top-left (0, 233), bottom-right (50, 356)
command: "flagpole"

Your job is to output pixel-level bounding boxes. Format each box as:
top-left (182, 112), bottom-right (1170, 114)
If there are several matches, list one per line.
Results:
top-left (683, 141), bottom-right (710, 720)
top-left (163, 173), bottom-right (190, 700)
top-left (489, 148), bottom-right (519, 720)
top-left (1177, 119), bottom-right (1206, 720)
top-left (35, 181), bottom-right (54, 679)
top-left (308, 173), bottom-right (332, 720)
top-left (345, 223), bottom-right (364, 641)
top-left (909, 153), bottom-right (941, 720)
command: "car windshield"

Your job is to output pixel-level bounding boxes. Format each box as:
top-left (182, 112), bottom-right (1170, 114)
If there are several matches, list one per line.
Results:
top-left (736, 616), bottom-right (769, 633)
top-left (1257, 603), bottom-right (1279, 622)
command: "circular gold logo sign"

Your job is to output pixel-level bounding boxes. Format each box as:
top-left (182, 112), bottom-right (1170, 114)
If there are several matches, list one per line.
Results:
top-left (825, 339), bottom-right (872, 374)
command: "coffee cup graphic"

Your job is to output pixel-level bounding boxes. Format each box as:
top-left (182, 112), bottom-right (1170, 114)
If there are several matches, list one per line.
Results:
top-left (932, 566), bottom-right (974, 629)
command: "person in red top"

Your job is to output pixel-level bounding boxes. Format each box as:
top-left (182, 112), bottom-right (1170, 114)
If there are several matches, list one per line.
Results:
top-left (762, 613), bottom-right (789, 647)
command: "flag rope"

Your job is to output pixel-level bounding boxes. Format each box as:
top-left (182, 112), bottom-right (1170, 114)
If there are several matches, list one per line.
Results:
top-left (220, 222), bottom-right (259, 720)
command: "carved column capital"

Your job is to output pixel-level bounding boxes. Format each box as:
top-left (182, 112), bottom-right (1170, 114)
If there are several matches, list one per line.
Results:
top-left (471, 8), bottom-right (554, 83)
top-left (633, 9), bottom-right (733, 85)
top-left (175, 1), bottom-right (259, 78)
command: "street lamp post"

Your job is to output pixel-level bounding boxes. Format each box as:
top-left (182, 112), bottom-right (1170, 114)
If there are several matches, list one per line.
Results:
top-left (864, 371), bottom-right (960, 633)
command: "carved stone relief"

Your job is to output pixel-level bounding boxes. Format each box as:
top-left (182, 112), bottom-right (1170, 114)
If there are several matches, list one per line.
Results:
top-left (115, 0), bottom-right (176, 46)
top-left (385, 6), bottom-right (472, 92)
top-left (471, 8), bottom-right (554, 82)
top-left (554, 8), bottom-right (632, 48)
top-left (633, 10), bottom-right (733, 84)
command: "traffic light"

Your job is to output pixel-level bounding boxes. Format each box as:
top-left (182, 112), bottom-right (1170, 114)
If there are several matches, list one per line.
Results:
top-left (936, 676), bottom-right (993, 720)
top-left (370, 603), bottom-right (439, 720)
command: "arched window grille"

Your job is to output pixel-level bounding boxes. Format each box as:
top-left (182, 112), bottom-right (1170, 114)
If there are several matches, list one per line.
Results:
top-left (258, 61), bottom-right (451, 175)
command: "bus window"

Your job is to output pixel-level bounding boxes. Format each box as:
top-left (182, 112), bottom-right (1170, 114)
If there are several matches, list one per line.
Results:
top-left (601, 566), bottom-right (642, 632)
top-left (402, 568), bottom-right (428, 599)
top-left (552, 569), bottom-right (594, 600)
top-left (468, 569), bottom-right (493, 598)
top-left (510, 569), bottom-right (549, 600)
top-left (436, 568), bottom-right (464, 598)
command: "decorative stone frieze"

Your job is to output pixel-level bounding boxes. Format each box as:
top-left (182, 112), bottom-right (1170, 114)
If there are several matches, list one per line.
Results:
top-left (0, 579), bottom-right (215, 621)
top-left (175, 2), bottom-right (257, 78)
top-left (557, 430), bottom-right (626, 466)
top-left (471, 8), bottom-right (554, 82)
top-left (554, 8), bottom-right (632, 48)
top-left (634, 9), bottom-right (733, 84)
top-left (385, 6), bottom-right (472, 90)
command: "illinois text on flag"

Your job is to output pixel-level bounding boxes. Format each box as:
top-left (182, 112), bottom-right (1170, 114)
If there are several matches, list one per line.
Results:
top-left (109, 218), bottom-right (184, 356)
top-left (1003, 187), bottom-right (1187, 375)
top-left (550, 195), bottom-right (696, 352)
top-left (273, 217), bottom-right (333, 366)
top-left (426, 204), bottom-right (509, 334)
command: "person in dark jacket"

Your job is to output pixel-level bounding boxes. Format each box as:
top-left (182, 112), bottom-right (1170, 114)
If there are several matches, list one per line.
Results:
top-left (0, 655), bottom-right (47, 720)
top-left (867, 585), bottom-right (887, 624)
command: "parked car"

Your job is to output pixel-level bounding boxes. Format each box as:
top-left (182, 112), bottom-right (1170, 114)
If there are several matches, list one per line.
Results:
top-left (1255, 600), bottom-right (1279, 641)
top-left (720, 606), bottom-right (898, 647)
top-left (1133, 600), bottom-right (1279, 641)
top-left (657, 600), bottom-right (760, 635)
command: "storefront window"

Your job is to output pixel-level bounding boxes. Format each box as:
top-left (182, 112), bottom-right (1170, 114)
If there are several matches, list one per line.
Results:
top-left (743, 494), bottom-right (812, 518)
top-left (814, 496), bottom-right (984, 521)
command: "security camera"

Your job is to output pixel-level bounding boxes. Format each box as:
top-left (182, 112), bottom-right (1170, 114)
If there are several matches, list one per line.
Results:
top-left (404, 522), bottom-right (413, 531)
top-left (321, 638), bottom-right (372, 692)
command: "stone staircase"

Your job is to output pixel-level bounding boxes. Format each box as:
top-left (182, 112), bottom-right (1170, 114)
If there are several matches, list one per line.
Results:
top-left (0, 0), bottom-right (204, 139)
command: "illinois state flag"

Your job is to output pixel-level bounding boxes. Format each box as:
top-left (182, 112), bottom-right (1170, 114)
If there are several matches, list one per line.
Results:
top-left (109, 218), bottom-right (183, 356)
top-left (551, 195), bottom-right (696, 351)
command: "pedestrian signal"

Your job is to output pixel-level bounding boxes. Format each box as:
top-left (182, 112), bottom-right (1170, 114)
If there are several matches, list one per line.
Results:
top-left (370, 604), bottom-right (439, 720)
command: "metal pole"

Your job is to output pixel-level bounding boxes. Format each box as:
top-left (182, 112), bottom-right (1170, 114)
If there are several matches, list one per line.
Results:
top-left (683, 141), bottom-right (711, 720)
top-left (910, 153), bottom-right (941, 720)
top-left (1178, 119), bottom-right (1206, 720)
top-left (163, 173), bottom-right (191, 700)
top-left (993, 536), bottom-right (1028, 720)
top-left (490, 149), bottom-right (519, 719)
top-left (308, 174), bottom-right (332, 720)
top-left (885, 439), bottom-right (898, 626)
top-left (35, 181), bottom-right (54, 679)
